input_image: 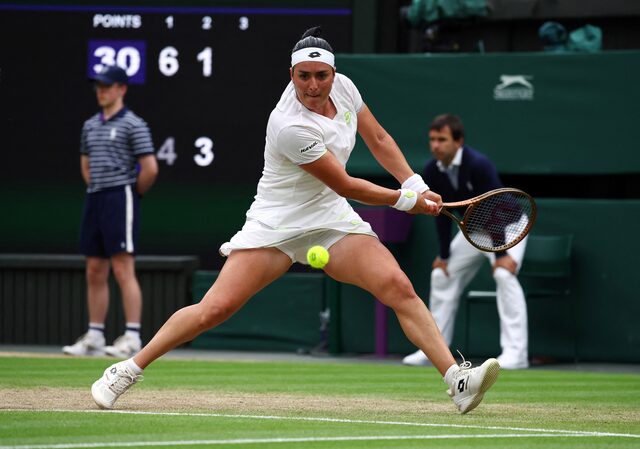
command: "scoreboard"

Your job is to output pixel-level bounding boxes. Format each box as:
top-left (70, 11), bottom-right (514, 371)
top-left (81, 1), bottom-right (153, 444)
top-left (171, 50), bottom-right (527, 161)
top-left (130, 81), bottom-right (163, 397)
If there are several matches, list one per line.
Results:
top-left (0, 3), bottom-right (352, 187)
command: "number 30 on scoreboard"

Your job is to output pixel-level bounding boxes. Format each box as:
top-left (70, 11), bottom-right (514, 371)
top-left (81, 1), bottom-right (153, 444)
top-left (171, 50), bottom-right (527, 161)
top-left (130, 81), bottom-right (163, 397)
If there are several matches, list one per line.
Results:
top-left (88, 40), bottom-right (147, 83)
top-left (88, 39), bottom-right (213, 84)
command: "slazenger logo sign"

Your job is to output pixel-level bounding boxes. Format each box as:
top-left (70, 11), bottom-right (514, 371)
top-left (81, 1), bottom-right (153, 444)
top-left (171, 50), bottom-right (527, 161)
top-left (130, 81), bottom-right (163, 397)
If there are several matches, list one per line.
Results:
top-left (493, 75), bottom-right (534, 101)
top-left (300, 141), bottom-right (319, 153)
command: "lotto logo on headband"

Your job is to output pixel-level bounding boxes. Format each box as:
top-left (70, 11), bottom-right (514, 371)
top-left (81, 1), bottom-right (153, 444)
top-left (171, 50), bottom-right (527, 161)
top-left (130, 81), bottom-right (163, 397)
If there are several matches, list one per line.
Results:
top-left (291, 47), bottom-right (335, 68)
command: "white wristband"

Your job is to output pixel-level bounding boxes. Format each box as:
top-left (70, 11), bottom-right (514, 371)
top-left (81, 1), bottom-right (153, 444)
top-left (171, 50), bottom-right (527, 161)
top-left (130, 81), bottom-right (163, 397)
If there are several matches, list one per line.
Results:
top-left (401, 173), bottom-right (430, 193)
top-left (392, 189), bottom-right (418, 211)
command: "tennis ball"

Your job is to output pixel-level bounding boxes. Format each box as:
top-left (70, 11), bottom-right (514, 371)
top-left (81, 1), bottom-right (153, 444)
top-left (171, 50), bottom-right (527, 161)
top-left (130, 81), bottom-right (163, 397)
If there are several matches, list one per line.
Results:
top-left (307, 245), bottom-right (330, 269)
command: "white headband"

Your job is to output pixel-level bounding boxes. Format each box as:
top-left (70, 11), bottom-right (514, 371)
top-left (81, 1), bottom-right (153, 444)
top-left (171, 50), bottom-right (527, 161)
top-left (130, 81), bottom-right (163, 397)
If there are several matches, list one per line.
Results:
top-left (291, 47), bottom-right (335, 68)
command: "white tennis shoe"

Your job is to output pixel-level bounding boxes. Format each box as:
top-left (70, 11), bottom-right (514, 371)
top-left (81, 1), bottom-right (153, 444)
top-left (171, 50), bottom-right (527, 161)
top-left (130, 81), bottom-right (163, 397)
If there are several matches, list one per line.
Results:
top-left (105, 334), bottom-right (141, 358)
top-left (92, 361), bottom-right (142, 409)
top-left (62, 332), bottom-right (105, 356)
top-left (447, 358), bottom-right (500, 414)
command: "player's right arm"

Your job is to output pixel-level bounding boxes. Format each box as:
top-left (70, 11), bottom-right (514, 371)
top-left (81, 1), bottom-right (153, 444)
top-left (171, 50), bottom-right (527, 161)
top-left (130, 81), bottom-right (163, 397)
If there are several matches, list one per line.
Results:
top-left (280, 124), bottom-right (438, 215)
top-left (301, 150), bottom-right (397, 205)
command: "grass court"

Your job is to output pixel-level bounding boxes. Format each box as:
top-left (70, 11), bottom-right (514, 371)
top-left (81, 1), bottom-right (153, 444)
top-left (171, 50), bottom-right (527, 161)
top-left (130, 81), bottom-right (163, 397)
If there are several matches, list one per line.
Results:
top-left (0, 353), bottom-right (638, 448)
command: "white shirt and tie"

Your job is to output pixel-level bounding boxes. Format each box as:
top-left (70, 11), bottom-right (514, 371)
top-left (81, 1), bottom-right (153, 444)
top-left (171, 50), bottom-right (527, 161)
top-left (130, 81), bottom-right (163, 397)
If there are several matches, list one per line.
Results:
top-left (436, 146), bottom-right (463, 190)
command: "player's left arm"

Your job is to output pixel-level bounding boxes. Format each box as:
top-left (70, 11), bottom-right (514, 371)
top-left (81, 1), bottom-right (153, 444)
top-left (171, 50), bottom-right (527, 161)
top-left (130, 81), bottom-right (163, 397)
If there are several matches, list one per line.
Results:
top-left (357, 104), bottom-right (441, 206)
top-left (356, 104), bottom-right (415, 184)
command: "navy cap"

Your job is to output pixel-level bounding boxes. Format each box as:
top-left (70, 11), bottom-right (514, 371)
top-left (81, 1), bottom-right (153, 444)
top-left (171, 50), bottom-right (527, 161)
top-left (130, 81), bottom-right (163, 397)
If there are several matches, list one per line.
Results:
top-left (90, 65), bottom-right (129, 85)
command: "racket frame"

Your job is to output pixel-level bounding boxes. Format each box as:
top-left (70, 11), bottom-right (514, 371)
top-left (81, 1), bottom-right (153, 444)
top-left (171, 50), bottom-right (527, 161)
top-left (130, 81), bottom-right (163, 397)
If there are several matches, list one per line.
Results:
top-left (439, 188), bottom-right (537, 252)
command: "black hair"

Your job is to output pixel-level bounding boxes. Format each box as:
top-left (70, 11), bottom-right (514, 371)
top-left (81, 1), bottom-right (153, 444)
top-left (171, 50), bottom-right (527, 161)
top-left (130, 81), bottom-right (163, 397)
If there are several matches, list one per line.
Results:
top-left (430, 114), bottom-right (465, 141)
top-left (292, 26), bottom-right (334, 53)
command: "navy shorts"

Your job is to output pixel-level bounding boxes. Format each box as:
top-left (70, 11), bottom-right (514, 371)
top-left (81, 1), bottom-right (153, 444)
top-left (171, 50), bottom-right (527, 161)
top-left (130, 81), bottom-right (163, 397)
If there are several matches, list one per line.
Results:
top-left (79, 184), bottom-right (141, 257)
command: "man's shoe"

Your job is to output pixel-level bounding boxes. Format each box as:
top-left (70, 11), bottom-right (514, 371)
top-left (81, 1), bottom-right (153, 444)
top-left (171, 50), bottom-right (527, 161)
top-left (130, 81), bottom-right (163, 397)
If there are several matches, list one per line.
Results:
top-left (91, 361), bottom-right (142, 409)
top-left (497, 353), bottom-right (529, 370)
top-left (447, 358), bottom-right (500, 414)
top-left (402, 350), bottom-right (431, 366)
top-left (105, 334), bottom-right (141, 358)
top-left (62, 333), bottom-right (105, 356)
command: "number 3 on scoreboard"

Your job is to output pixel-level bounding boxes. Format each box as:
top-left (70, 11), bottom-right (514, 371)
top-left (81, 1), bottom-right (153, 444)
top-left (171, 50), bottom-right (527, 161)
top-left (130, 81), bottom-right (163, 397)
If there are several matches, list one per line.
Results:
top-left (194, 137), bottom-right (214, 167)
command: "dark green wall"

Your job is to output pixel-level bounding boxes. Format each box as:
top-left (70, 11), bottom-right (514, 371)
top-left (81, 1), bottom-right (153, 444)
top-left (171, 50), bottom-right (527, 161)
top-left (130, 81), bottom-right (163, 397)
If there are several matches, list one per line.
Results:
top-left (191, 271), bottom-right (328, 352)
top-left (337, 51), bottom-right (640, 175)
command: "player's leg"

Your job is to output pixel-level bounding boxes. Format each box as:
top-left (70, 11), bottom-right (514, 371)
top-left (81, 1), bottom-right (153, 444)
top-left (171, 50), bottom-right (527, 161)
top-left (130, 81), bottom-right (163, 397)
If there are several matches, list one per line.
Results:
top-left (325, 233), bottom-right (500, 414)
top-left (324, 234), bottom-right (456, 375)
top-left (134, 247), bottom-right (292, 368)
top-left (490, 237), bottom-right (529, 368)
top-left (403, 232), bottom-right (483, 365)
top-left (430, 232), bottom-right (484, 344)
top-left (92, 247), bottom-right (293, 409)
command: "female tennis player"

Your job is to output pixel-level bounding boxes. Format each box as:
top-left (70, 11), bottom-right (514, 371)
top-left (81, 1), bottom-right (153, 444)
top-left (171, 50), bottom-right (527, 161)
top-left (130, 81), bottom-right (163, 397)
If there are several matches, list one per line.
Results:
top-left (91, 27), bottom-right (500, 414)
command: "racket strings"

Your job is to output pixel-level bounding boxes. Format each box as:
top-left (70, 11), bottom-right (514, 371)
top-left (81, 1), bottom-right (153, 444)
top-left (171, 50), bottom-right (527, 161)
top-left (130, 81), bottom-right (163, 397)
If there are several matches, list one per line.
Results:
top-left (464, 192), bottom-right (534, 251)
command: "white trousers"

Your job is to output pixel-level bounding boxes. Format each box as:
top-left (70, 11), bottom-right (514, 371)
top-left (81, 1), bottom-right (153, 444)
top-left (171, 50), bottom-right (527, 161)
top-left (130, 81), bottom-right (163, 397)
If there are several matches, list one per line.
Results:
top-left (430, 232), bottom-right (528, 362)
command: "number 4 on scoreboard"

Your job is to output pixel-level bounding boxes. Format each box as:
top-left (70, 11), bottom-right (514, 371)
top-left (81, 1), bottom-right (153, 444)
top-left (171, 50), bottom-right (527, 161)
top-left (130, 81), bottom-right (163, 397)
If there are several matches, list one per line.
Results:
top-left (157, 137), bottom-right (177, 165)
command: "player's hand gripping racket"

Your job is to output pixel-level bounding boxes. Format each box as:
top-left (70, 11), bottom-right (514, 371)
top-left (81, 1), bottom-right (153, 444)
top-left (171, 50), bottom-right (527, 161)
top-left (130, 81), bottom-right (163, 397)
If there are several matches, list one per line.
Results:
top-left (427, 188), bottom-right (537, 252)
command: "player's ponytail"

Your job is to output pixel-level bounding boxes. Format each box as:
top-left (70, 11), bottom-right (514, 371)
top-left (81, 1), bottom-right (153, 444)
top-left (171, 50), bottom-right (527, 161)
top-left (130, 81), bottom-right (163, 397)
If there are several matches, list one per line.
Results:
top-left (292, 26), bottom-right (334, 53)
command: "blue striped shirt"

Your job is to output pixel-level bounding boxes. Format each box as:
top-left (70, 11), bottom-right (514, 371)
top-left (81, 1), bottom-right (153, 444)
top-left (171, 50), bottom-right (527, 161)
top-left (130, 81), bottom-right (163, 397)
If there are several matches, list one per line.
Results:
top-left (80, 107), bottom-right (154, 193)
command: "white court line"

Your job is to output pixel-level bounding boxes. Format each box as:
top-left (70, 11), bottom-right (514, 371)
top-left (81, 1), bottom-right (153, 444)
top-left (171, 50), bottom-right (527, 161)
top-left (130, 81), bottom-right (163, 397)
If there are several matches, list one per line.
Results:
top-left (1, 408), bottom-right (639, 440)
top-left (0, 434), bottom-right (607, 449)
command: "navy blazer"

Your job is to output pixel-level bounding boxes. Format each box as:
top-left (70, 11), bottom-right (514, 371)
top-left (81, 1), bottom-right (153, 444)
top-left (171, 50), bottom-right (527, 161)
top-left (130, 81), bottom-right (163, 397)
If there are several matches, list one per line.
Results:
top-left (423, 146), bottom-right (503, 259)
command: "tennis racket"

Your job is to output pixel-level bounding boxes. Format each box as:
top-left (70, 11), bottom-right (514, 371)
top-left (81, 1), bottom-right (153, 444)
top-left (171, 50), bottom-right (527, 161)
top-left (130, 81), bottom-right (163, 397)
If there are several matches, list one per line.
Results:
top-left (427, 188), bottom-right (537, 252)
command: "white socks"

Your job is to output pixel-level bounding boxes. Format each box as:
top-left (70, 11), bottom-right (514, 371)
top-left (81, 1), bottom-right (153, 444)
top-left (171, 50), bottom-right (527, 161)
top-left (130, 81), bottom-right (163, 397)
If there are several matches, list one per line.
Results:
top-left (444, 364), bottom-right (461, 385)
top-left (124, 358), bottom-right (143, 375)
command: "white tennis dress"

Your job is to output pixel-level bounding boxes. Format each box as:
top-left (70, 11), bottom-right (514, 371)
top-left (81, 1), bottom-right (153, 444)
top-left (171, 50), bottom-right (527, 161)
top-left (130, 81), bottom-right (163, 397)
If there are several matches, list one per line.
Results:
top-left (220, 73), bottom-right (377, 256)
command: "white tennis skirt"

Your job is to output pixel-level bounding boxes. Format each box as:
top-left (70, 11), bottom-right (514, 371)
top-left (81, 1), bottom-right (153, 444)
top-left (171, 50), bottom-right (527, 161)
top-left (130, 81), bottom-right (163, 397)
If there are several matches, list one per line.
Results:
top-left (219, 216), bottom-right (378, 262)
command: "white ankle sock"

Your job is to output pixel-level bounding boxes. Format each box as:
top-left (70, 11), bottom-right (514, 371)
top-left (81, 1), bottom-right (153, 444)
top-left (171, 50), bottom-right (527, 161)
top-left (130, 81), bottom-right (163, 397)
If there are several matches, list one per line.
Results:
top-left (444, 364), bottom-right (460, 385)
top-left (125, 358), bottom-right (143, 374)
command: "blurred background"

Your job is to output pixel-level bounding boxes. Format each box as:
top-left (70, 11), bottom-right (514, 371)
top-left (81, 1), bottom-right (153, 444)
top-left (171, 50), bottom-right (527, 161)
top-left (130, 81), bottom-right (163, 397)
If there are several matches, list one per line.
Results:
top-left (1, 0), bottom-right (639, 363)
